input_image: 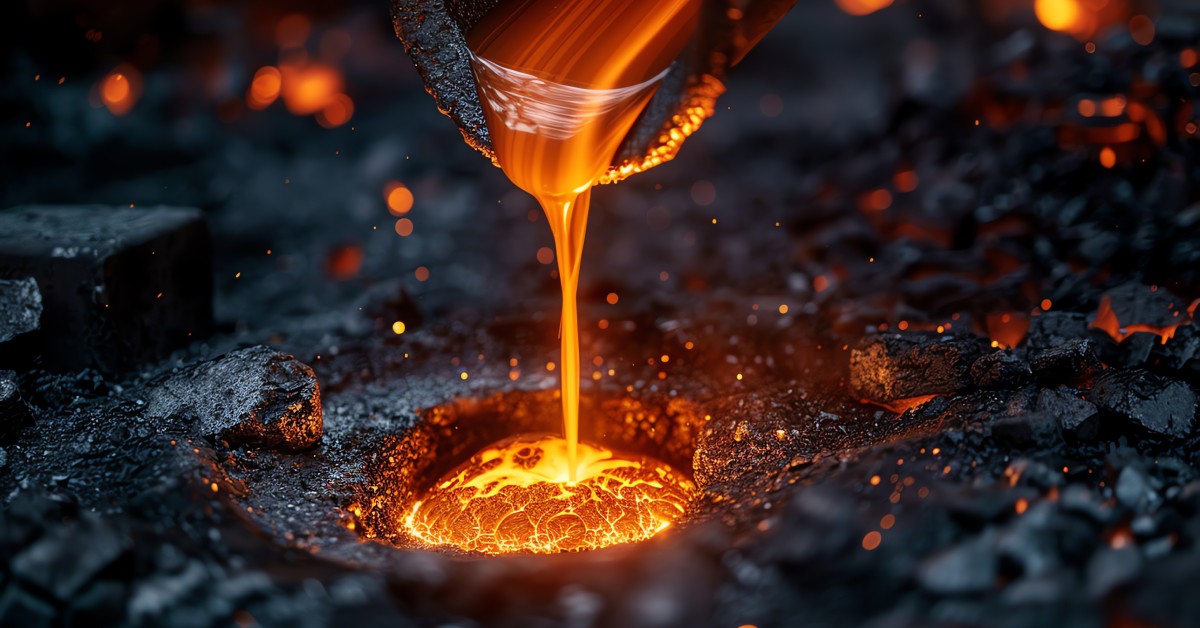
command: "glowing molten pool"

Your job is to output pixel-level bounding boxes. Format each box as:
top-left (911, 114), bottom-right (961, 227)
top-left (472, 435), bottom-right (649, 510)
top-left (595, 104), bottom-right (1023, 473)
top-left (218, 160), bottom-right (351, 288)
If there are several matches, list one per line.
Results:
top-left (403, 434), bottom-right (694, 554)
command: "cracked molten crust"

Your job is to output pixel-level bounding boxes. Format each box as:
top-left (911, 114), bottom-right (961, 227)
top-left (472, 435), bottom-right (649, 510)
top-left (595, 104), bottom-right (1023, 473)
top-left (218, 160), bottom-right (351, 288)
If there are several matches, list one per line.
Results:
top-left (403, 434), bottom-right (694, 554)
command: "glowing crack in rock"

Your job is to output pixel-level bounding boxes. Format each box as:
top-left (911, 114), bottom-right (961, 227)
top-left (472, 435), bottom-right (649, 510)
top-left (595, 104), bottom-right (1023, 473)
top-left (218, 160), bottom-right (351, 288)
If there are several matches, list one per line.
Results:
top-left (403, 434), bottom-right (694, 554)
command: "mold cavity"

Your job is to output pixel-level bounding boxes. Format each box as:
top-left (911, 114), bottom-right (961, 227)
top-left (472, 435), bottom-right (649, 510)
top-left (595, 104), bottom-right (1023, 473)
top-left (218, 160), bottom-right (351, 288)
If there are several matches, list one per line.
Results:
top-left (351, 390), bottom-right (705, 555)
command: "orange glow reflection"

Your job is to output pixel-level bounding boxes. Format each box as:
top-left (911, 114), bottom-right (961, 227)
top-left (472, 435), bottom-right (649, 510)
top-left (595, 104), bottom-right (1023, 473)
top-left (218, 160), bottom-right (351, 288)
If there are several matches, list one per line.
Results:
top-left (99, 66), bottom-right (142, 116)
top-left (836, 0), bottom-right (894, 16)
top-left (1035, 0), bottom-right (1084, 33)
top-left (281, 64), bottom-right (342, 115)
top-left (866, 394), bottom-right (939, 414)
top-left (1090, 295), bottom-right (1187, 345)
top-left (986, 312), bottom-right (1029, 349)
top-left (247, 66), bottom-right (282, 110)
top-left (246, 13), bottom-right (356, 127)
top-left (1035, 0), bottom-right (1132, 41)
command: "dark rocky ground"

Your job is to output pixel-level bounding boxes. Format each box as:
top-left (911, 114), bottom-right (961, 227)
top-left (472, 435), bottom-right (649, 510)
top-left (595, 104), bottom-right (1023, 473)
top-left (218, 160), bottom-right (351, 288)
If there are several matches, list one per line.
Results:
top-left (3, 1), bottom-right (1200, 626)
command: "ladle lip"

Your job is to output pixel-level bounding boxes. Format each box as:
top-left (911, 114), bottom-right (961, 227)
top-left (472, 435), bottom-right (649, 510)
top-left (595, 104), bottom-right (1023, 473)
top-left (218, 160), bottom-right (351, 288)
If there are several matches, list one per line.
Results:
top-left (466, 48), bottom-right (675, 93)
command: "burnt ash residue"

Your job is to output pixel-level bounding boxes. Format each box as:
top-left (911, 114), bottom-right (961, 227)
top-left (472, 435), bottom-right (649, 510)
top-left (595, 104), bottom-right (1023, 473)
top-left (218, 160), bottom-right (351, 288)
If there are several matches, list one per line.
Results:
top-left (2, 1), bottom-right (1200, 627)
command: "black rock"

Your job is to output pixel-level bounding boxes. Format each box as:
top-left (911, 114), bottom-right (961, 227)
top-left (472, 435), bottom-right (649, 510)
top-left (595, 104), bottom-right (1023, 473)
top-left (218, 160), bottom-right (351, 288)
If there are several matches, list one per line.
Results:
top-left (10, 512), bottom-right (130, 602)
top-left (849, 332), bottom-right (988, 403)
top-left (1086, 547), bottom-right (1141, 599)
top-left (0, 586), bottom-right (56, 627)
top-left (1154, 325), bottom-right (1200, 371)
top-left (1092, 368), bottom-right (1196, 439)
top-left (0, 205), bottom-right (213, 373)
top-left (1114, 466), bottom-right (1160, 512)
top-left (1029, 339), bottom-right (1100, 387)
top-left (65, 580), bottom-right (128, 626)
top-left (1036, 388), bottom-right (1100, 441)
top-left (0, 371), bottom-right (31, 440)
top-left (916, 532), bottom-right (998, 594)
top-left (144, 346), bottom-right (323, 452)
top-left (1024, 312), bottom-right (1090, 353)
top-left (991, 412), bottom-right (1062, 449)
top-left (1099, 283), bottom-right (1187, 332)
top-left (1060, 484), bottom-right (1116, 525)
top-left (1117, 332), bottom-right (1159, 366)
top-left (1003, 458), bottom-right (1065, 490)
top-left (0, 277), bottom-right (41, 344)
top-left (970, 350), bottom-right (1031, 389)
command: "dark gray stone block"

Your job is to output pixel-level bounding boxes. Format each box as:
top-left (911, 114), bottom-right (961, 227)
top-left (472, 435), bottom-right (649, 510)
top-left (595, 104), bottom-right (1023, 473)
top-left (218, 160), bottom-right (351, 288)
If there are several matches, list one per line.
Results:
top-left (1092, 368), bottom-right (1196, 439)
top-left (0, 205), bottom-right (212, 373)
top-left (144, 346), bottom-right (323, 452)
top-left (849, 332), bottom-right (988, 403)
top-left (0, 278), bottom-right (41, 344)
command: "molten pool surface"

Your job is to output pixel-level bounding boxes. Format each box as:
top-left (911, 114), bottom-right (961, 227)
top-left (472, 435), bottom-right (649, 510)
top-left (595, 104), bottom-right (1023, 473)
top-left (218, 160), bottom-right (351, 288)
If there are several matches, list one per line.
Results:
top-left (403, 434), bottom-right (694, 554)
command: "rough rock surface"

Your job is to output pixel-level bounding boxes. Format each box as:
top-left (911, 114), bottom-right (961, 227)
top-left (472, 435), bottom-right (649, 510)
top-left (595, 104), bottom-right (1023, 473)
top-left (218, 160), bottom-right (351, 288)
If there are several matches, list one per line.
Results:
top-left (145, 346), bottom-right (323, 452)
top-left (1029, 339), bottom-right (1101, 387)
top-left (1036, 387), bottom-right (1100, 441)
top-left (0, 206), bottom-right (212, 373)
top-left (1092, 368), bottom-right (1196, 439)
top-left (0, 278), bottom-right (41, 345)
top-left (0, 370), bottom-right (30, 439)
top-left (971, 350), bottom-right (1032, 389)
top-left (850, 332), bottom-right (988, 402)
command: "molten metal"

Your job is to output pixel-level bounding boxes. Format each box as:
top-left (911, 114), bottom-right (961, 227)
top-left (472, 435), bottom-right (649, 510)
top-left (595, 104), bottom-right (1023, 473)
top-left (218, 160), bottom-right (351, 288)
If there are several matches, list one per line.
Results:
top-left (403, 434), bottom-right (693, 554)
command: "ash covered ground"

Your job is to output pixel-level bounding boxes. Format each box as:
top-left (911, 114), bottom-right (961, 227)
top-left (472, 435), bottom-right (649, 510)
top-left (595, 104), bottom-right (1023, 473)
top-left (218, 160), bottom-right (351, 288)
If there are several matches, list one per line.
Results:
top-left (4, 1), bottom-right (1200, 626)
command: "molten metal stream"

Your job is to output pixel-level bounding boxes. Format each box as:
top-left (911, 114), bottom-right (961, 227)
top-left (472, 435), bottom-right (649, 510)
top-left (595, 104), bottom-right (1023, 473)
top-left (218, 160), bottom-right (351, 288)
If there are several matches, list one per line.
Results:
top-left (469, 0), bottom-right (699, 479)
top-left (400, 0), bottom-right (700, 554)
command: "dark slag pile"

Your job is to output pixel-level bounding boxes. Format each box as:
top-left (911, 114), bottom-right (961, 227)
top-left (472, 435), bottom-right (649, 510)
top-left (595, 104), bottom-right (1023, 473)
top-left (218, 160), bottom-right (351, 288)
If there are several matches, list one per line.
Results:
top-left (3, 2), bottom-right (1200, 627)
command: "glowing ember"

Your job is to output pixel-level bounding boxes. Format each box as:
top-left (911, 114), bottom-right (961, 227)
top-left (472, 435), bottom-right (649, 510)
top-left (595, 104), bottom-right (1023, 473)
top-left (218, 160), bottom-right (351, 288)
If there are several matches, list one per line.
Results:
top-left (99, 65), bottom-right (141, 116)
top-left (1090, 295), bottom-right (1187, 345)
top-left (1034, 0), bottom-right (1084, 34)
top-left (403, 434), bottom-right (693, 555)
top-left (985, 312), bottom-right (1029, 350)
top-left (835, 0), bottom-right (893, 17)
top-left (865, 394), bottom-right (939, 414)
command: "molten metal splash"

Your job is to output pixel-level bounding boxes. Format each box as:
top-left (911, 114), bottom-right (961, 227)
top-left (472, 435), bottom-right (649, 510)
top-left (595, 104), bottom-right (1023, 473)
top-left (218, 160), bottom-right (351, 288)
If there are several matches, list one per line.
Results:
top-left (403, 434), bottom-right (693, 555)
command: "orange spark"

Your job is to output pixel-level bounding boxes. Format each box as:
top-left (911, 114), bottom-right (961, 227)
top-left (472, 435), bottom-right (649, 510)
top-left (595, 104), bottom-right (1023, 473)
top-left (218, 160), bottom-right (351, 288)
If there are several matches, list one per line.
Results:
top-left (99, 66), bottom-right (142, 116)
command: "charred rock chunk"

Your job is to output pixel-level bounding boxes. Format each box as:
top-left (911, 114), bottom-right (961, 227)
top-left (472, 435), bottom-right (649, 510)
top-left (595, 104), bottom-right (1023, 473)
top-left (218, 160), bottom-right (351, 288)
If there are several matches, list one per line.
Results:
top-left (0, 370), bottom-right (31, 441)
top-left (1024, 312), bottom-right (1090, 353)
top-left (916, 531), bottom-right (998, 594)
top-left (0, 587), bottom-right (56, 626)
top-left (970, 350), bottom-right (1031, 389)
top-left (0, 206), bottom-right (212, 373)
top-left (1086, 547), bottom-right (1142, 599)
top-left (0, 278), bottom-right (41, 344)
top-left (1092, 368), bottom-right (1196, 439)
top-left (849, 332), bottom-right (988, 403)
top-left (1097, 283), bottom-right (1187, 333)
top-left (1153, 325), bottom-right (1200, 374)
top-left (145, 346), bottom-right (322, 452)
top-left (10, 511), bottom-right (130, 603)
top-left (1029, 339), bottom-right (1100, 387)
top-left (991, 412), bottom-right (1062, 449)
top-left (1114, 466), bottom-right (1160, 513)
top-left (1036, 388), bottom-right (1100, 441)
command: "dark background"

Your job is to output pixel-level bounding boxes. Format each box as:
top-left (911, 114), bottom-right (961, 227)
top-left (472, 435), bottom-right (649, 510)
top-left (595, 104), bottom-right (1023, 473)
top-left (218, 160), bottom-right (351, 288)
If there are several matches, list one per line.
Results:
top-left (10, 0), bottom-right (1185, 331)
